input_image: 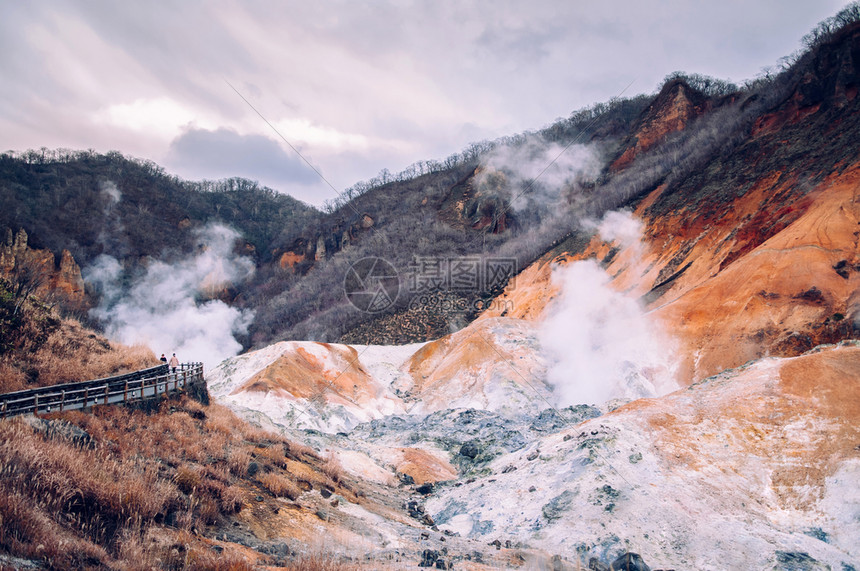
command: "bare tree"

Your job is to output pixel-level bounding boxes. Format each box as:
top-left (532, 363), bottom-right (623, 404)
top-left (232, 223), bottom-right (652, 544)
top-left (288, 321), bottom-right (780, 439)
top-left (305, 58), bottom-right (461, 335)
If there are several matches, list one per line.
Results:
top-left (10, 257), bottom-right (48, 316)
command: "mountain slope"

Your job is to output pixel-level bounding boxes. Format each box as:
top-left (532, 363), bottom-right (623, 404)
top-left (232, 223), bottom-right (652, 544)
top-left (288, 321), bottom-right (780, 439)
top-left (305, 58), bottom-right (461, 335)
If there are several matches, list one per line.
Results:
top-left (4, 7), bottom-right (860, 570)
top-left (0, 152), bottom-right (317, 269)
top-left (482, 21), bottom-right (860, 385)
top-left (203, 10), bottom-right (860, 569)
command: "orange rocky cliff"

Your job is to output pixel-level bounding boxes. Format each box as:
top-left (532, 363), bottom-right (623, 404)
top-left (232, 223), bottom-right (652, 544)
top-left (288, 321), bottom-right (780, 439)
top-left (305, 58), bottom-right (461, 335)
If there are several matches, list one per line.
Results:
top-left (481, 27), bottom-right (860, 385)
top-left (482, 162), bottom-right (860, 386)
top-left (0, 227), bottom-right (87, 310)
top-left (610, 79), bottom-right (710, 172)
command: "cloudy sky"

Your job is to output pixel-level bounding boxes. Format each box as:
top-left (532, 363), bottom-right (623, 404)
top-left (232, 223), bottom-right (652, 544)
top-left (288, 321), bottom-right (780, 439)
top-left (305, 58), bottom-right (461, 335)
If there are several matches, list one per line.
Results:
top-left (0, 1), bottom-right (849, 206)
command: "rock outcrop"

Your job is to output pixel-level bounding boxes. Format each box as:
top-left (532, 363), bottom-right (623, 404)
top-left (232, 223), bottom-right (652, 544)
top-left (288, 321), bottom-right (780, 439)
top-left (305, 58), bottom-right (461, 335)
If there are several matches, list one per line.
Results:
top-left (0, 227), bottom-right (86, 311)
top-left (610, 79), bottom-right (711, 172)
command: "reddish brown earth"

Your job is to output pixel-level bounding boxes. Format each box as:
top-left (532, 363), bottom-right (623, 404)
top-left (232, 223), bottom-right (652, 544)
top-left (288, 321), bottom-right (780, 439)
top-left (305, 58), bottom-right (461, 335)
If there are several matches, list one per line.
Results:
top-left (610, 80), bottom-right (709, 172)
top-left (0, 227), bottom-right (86, 310)
top-left (619, 344), bottom-right (860, 507)
top-left (390, 447), bottom-right (458, 485)
top-left (403, 317), bottom-right (549, 412)
top-left (278, 251), bottom-right (304, 270)
top-left (482, 162), bottom-right (860, 384)
top-left (483, 63), bottom-right (860, 383)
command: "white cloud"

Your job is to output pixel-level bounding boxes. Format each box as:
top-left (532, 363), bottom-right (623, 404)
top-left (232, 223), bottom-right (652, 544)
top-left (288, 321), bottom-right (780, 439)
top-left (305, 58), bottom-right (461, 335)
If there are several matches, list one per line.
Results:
top-left (94, 97), bottom-right (215, 139)
top-left (273, 118), bottom-right (371, 150)
top-left (0, 0), bottom-right (848, 205)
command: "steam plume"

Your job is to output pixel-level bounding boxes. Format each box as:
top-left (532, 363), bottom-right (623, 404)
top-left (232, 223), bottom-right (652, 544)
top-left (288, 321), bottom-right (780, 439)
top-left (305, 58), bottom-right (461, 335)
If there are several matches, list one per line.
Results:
top-left (540, 211), bottom-right (677, 406)
top-left (474, 136), bottom-right (601, 212)
top-left (85, 223), bottom-right (254, 370)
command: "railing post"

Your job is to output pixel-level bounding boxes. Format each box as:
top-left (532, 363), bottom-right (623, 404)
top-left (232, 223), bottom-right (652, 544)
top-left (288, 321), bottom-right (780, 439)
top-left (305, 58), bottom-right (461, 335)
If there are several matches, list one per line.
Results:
top-left (0, 362), bottom-right (200, 419)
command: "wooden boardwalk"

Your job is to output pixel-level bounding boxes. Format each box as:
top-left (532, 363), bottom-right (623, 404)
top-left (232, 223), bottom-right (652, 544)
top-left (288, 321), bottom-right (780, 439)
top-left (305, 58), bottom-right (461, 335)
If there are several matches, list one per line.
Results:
top-left (0, 363), bottom-right (204, 418)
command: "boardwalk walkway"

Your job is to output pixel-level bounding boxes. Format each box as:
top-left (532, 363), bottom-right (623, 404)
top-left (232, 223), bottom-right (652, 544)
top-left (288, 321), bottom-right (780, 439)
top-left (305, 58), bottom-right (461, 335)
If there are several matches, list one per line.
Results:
top-left (0, 362), bottom-right (204, 418)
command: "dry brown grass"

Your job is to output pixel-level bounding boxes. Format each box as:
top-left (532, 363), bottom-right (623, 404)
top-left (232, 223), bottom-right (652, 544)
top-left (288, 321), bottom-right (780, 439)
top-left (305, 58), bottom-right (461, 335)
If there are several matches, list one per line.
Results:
top-left (288, 440), bottom-right (320, 460)
top-left (0, 395), bottom-right (355, 569)
top-left (256, 442), bottom-right (289, 468)
top-left (174, 465), bottom-right (203, 494)
top-left (321, 452), bottom-right (344, 484)
top-left (0, 360), bottom-right (28, 392)
top-left (220, 485), bottom-right (245, 514)
top-left (228, 446), bottom-right (253, 477)
top-left (0, 487), bottom-right (110, 569)
top-left (116, 527), bottom-right (257, 571)
top-left (258, 472), bottom-right (302, 500)
top-left (286, 554), bottom-right (362, 570)
top-left (0, 419), bottom-right (172, 568)
top-left (31, 322), bottom-right (158, 385)
top-left (0, 316), bottom-right (159, 393)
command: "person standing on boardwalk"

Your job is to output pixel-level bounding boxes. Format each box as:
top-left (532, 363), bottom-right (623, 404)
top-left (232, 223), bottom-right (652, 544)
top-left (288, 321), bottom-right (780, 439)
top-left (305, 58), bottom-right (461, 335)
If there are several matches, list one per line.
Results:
top-left (168, 353), bottom-right (179, 373)
top-left (160, 354), bottom-right (167, 364)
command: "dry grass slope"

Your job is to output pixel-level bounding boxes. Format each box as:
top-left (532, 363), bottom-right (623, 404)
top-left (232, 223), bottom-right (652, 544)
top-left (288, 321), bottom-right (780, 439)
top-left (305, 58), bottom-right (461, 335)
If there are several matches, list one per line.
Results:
top-left (0, 396), bottom-right (361, 570)
top-left (0, 287), bottom-right (158, 393)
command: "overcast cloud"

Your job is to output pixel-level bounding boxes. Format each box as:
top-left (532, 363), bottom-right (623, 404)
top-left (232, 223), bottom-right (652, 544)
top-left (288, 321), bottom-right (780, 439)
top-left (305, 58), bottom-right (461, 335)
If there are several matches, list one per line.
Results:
top-left (0, 1), bottom-right (849, 205)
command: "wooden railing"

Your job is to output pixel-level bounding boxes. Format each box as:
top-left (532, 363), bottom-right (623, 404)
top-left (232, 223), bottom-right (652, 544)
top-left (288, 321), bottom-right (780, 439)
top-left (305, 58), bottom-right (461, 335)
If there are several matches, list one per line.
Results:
top-left (0, 362), bottom-right (204, 419)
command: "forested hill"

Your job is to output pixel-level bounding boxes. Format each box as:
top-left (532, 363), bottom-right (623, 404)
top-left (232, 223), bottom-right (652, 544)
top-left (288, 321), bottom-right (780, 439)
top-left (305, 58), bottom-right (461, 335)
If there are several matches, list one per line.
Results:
top-left (0, 150), bottom-right (318, 268)
top-left (2, 6), bottom-right (859, 353)
top-left (0, 93), bottom-right (652, 347)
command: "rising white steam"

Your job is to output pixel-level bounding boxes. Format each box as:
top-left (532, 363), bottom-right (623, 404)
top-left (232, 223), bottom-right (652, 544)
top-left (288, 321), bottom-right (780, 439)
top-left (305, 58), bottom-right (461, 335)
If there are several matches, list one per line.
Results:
top-left (475, 136), bottom-right (602, 211)
top-left (85, 223), bottom-right (255, 371)
top-left (594, 209), bottom-right (643, 250)
top-left (540, 211), bottom-right (677, 406)
top-left (100, 181), bottom-right (122, 205)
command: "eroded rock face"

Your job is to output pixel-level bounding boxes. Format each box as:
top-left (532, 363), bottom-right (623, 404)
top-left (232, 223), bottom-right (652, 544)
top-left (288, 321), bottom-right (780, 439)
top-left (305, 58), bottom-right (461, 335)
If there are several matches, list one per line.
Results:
top-left (209, 317), bottom-right (557, 433)
top-left (0, 227), bottom-right (87, 310)
top-left (207, 341), bottom-right (414, 433)
top-left (640, 164), bottom-right (860, 382)
top-left (476, 29), bottom-right (860, 387)
top-left (209, 301), bottom-right (858, 567)
top-left (481, 160), bottom-right (860, 386)
top-left (610, 79), bottom-right (710, 172)
top-left (213, 343), bottom-right (857, 568)
top-left (403, 317), bottom-right (551, 415)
